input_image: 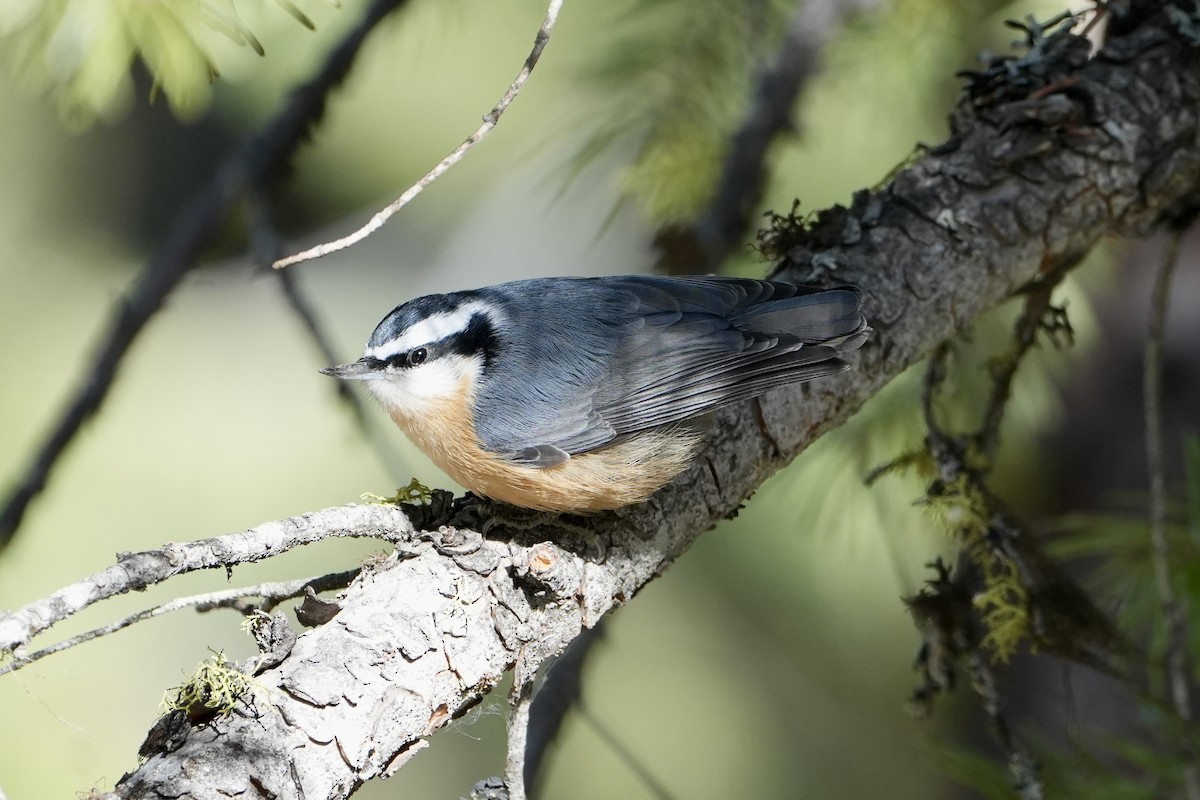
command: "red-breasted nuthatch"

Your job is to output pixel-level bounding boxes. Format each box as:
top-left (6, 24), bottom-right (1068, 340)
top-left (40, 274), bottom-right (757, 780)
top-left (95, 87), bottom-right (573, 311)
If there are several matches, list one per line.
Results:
top-left (323, 275), bottom-right (868, 512)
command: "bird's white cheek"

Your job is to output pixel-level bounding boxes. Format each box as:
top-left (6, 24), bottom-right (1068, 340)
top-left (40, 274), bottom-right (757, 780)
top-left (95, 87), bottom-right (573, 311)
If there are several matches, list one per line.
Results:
top-left (364, 360), bottom-right (473, 417)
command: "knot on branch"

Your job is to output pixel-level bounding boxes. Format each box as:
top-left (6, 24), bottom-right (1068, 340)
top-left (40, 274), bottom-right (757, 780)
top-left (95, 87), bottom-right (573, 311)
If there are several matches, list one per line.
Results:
top-left (512, 542), bottom-right (583, 600)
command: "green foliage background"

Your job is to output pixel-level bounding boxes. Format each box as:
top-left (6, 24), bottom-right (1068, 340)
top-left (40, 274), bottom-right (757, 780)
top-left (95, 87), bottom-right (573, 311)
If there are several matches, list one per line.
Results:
top-left (0, 0), bottom-right (1157, 798)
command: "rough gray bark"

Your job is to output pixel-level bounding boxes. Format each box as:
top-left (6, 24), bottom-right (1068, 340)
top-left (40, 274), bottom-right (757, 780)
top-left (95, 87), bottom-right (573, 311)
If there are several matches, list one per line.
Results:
top-left (82, 5), bottom-right (1200, 798)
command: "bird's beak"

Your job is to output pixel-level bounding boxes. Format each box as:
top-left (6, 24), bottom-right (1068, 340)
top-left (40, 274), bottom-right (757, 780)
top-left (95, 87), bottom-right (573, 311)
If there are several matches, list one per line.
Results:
top-left (319, 359), bottom-right (381, 381)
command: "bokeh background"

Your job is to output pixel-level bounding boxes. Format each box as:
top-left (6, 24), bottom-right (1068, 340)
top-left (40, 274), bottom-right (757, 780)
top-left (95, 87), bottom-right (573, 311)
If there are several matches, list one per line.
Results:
top-left (1, 0), bottom-right (1188, 797)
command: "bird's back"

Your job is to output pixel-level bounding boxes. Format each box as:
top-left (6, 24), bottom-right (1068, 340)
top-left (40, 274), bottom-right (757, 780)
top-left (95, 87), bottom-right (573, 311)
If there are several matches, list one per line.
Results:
top-left (471, 275), bottom-right (867, 458)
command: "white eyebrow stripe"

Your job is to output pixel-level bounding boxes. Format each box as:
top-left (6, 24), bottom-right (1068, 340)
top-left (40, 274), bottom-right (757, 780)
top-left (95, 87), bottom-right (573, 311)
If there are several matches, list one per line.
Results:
top-left (365, 301), bottom-right (495, 360)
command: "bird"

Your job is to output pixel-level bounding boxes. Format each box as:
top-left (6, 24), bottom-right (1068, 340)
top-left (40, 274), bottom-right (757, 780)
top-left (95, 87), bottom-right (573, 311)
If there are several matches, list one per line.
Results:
top-left (322, 275), bottom-right (868, 512)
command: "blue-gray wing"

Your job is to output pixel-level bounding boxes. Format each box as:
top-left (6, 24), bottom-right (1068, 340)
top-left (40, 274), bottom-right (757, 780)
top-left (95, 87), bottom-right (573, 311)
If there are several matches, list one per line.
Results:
top-left (471, 275), bottom-right (867, 463)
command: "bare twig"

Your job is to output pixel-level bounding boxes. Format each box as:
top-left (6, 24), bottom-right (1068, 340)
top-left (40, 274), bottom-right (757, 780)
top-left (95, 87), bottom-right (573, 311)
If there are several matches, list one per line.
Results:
top-left (520, 622), bottom-right (675, 800)
top-left (247, 189), bottom-right (409, 479)
top-left (506, 677), bottom-right (534, 800)
top-left (272, 0), bottom-right (566, 270)
top-left (523, 623), bottom-right (605, 791)
top-left (1144, 230), bottom-right (1199, 800)
top-left (0, 569), bottom-right (359, 677)
top-left (277, 267), bottom-right (414, 480)
top-left (277, 268), bottom-right (373, 432)
top-left (0, 0), bottom-right (414, 548)
top-left (579, 707), bottom-right (676, 800)
top-left (975, 283), bottom-right (1063, 463)
top-left (0, 504), bottom-right (412, 656)
top-left (966, 651), bottom-right (1045, 800)
top-left (922, 341), bottom-right (954, 442)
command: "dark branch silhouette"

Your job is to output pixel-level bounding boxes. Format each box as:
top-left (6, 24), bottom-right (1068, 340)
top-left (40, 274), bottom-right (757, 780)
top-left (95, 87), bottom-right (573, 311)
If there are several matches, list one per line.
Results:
top-left (0, 0), bottom-right (414, 547)
top-left (660, 0), bottom-right (879, 272)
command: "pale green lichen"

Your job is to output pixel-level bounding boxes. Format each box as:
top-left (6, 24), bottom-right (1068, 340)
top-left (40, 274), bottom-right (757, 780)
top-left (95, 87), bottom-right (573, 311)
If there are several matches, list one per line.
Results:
top-left (923, 475), bottom-right (1030, 663)
top-left (361, 478), bottom-right (433, 506)
top-left (161, 649), bottom-right (258, 719)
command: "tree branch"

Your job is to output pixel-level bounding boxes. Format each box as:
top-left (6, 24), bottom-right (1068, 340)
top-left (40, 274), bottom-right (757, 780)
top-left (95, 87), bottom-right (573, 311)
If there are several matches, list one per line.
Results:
top-left (8, 3), bottom-right (1200, 798)
top-left (0, 0), bottom-right (414, 548)
top-left (522, 622), bottom-right (606, 792)
top-left (1144, 229), bottom-right (1199, 798)
top-left (0, 505), bottom-right (412, 657)
top-left (0, 570), bottom-right (360, 677)
top-left (271, 0), bottom-right (566, 270)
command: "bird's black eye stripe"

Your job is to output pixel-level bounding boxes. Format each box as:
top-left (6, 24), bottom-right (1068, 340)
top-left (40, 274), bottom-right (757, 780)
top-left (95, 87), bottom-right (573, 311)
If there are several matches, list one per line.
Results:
top-left (383, 346), bottom-right (430, 369)
top-left (377, 311), bottom-right (496, 370)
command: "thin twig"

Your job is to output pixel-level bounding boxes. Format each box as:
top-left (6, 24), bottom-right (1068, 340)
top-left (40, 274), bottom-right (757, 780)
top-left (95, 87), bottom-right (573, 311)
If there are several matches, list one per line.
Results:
top-left (247, 189), bottom-right (410, 480)
top-left (523, 623), bottom-right (605, 792)
top-left (276, 268), bottom-right (367, 427)
top-left (506, 677), bottom-right (534, 800)
top-left (0, 0), bottom-right (414, 548)
top-left (922, 342), bottom-right (953, 439)
top-left (579, 707), bottom-right (676, 800)
top-left (975, 283), bottom-right (1059, 463)
top-left (272, 0), bottom-right (566, 270)
top-left (907, 325), bottom-right (1129, 789)
top-left (277, 268), bottom-right (414, 480)
top-left (966, 651), bottom-right (1045, 800)
top-left (862, 450), bottom-right (923, 486)
top-left (920, 341), bottom-right (966, 486)
top-left (917, 346), bottom-right (1046, 796)
top-left (0, 569), bottom-right (359, 677)
top-left (1144, 230), bottom-right (1199, 800)
top-left (0, 503), bottom-right (413, 655)
top-left (521, 622), bottom-right (675, 800)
